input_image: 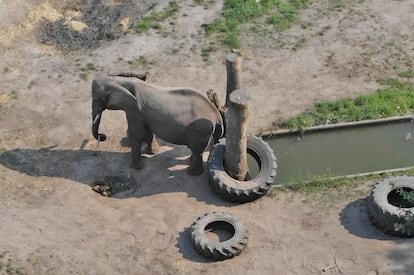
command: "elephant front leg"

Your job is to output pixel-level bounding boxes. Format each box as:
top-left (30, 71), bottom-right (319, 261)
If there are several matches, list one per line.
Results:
top-left (187, 153), bottom-right (204, 175)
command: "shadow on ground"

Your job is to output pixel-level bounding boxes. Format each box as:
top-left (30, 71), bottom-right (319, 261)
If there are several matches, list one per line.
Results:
top-left (0, 145), bottom-right (234, 206)
top-left (340, 198), bottom-right (414, 272)
top-left (175, 227), bottom-right (214, 263)
top-left (339, 198), bottom-right (397, 240)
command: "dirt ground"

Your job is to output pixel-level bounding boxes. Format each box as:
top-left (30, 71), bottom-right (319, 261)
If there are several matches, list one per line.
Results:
top-left (0, 0), bottom-right (414, 274)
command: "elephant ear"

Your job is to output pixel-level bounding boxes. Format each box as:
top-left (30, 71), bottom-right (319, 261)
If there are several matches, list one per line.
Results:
top-left (104, 82), bottom-right (138, 110)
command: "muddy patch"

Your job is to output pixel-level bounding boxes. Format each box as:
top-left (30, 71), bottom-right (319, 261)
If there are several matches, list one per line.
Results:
top-left (38, 0), bottom-right (159, 50)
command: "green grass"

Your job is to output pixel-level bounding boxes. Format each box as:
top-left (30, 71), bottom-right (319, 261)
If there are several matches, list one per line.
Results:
top-left (282, 80), bottom-right (414, 129)
top-left (329, 0), bottom-right (346, 11)
top-left (136, 1), bottom-right (179, 33)
top-left (126, 56), bottom-right (157, 69)
top-left (267, 174), bottom-right (370, 205)
top-left (276, 176), bottom-right (358, 193)
top-left (398, 70), bottom-right (414, 78)
top-left (0, 251), bottom-right (26, 275)
top-left (268, 168), bottom-right (414, 196)
top-left (204, 0), bottom-right (309, 49)
top-left (201, 43), bottom-right (217, 61)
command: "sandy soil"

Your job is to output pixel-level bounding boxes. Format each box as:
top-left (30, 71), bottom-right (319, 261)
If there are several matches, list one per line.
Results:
top-left (0, 0), bottom-right (413, 274)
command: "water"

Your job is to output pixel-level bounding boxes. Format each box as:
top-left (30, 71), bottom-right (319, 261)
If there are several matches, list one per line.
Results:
top-left (250, 120), bottom-right (414, 184)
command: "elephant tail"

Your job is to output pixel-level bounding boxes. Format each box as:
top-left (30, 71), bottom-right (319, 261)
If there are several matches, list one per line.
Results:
top-left (212, 118), bottom-right (225, 144)
top-left (206, 89), bottom-right (226, 142)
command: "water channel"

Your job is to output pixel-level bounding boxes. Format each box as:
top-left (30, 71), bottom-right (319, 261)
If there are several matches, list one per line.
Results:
top-left (249, 118), bottom-right (414, 184)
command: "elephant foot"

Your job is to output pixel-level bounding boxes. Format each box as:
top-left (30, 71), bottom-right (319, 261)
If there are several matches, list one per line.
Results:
top-left (187, 165), bottom-right (204, 176)
top-left (130, 160), bottom-right (145, 170)
top-left (120, 137), bottom-right (130, 147)
top-left (143, 145), bottom-right (159, 155)
top-left (142, 137), bottom-right (160, 155)
top-left (187, 154), bottom-right (204, 175)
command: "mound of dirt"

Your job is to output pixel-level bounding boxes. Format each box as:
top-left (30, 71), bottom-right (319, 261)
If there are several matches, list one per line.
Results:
top-left (39, 0), bottom-right (158, 50)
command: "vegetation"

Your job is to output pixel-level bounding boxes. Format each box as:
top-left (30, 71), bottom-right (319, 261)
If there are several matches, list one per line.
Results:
top-left (0, 252), bottom-right (26, 275)
top-left (394, 188), bottom-right (414, 235)
top-left (126, 56), bottom-right (157, 69)
top-left (328, 0), bottom-right (345, 11)
top-left (0, 91), bottom-right (18, 111)
top-left (136, 1), bottom-right (179, 33)
top-left (269, 168), bottom-right (414, 194)
top-left (269, 175), bottom-right (366, 195)
top-left (201, 43), bottom-right (217, 61)
top-left (267, 173), bottom-right (372, 206)
top-left (282, 80), bottom-right (414, 129)
top-left (204, 0), bottom-right (309, 49)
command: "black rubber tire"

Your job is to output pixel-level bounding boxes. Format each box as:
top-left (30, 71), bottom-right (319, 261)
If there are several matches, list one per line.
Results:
top-left (208, 135), bottom-right (277, 203)
top-left (367, 176), bottom-right (414, 237)
top-left (190, 212), bottom-right (248, 261)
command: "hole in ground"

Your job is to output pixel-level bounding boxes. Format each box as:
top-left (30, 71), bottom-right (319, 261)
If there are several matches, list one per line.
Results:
top-left (204, 221), bottom-right (235, 242)
top-left (388, 187), bottom-right (414, 208)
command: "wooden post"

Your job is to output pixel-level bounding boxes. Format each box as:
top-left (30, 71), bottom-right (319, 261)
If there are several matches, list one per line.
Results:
top-left (224, 53), bottom-right (250, 181)
top-left (224, 89), bottom-right (250, 180)
top-left (225, 53), bottom-right (242, 108)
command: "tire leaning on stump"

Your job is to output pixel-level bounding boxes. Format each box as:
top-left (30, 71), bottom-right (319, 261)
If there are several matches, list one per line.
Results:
top-left (208, 135), bottom-right (277, 203)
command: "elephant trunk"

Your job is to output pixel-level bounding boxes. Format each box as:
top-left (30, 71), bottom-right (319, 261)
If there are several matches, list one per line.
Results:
top-left (92, 103), bottom-right (107, 141)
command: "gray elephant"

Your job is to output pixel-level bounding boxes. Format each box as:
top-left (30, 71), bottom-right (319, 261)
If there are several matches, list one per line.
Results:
top-left (91, 73), bottom-right (224, 175)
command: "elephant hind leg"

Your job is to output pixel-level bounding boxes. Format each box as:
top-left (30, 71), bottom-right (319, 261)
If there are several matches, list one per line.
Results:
top-left (142, 129), bottom-right (160, 154)
top-left (186, 119), bottom-right (214, 176)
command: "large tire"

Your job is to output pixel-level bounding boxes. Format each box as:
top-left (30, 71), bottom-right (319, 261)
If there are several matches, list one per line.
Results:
top-left (367, 176), bottom-right (414, 237)
top-left (191, 212), bottom-right (248, 261)
top-left (208, 135), bottom-right (277, 203)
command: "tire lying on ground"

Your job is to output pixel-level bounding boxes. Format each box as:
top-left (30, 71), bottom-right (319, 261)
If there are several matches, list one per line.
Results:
top-left (191, 212), bottom-right (248, 260)
top-left (367, 176), bottom-right (414, 237)
top-left (208, 135), bottom-right (277, 203)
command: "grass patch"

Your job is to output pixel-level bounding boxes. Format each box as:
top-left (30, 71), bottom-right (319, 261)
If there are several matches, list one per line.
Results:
top-left (267, 175), bottom-right (371, 205)
top-left (282, 80), bottom-right (414, 129)
top-left (136, 1), bottom-right (179, 33)
top-left (0, 251), bottom-right (26, 275)
top-left (0, 91), bottom-right (19, 112)
top-left (271, 175), bottom-right (364, 194)
top-left (126, 56), bottom-right (157, 69)
top-left (269, 168), bottom-right (414, 194)
top-left (398, 70), bottom-right (414, 78)
top-left (201, 43), bottom-right (217, 61)
top-left (329, 0), bottom-right (346, 11)
top-left (204, 0), bottom-right (309, 49)
top-left (193, 0), bottom-right (215, 8)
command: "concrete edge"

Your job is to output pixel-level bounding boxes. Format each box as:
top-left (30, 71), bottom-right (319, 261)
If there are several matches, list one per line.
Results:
top-left (259, 115), bottom-right (414, 138)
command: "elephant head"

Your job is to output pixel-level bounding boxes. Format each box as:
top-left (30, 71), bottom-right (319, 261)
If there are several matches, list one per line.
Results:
top-left (91, 75), bottom-right (138, 142)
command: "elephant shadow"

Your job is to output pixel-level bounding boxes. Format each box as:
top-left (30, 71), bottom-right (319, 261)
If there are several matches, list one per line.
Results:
top-left (0, 142), bottom-right (235, 207)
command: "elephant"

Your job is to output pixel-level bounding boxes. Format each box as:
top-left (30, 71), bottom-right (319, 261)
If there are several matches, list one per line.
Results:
top-left (91, 73), bottom-right (224, 175)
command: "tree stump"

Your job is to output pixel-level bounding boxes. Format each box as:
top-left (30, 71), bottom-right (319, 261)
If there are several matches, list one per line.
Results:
top-left (224, 89), bottom-right (250, 180)
top-left (223, 54), bottom-right (250, 181)
top-left (225, 53), bottom-right (242, 108)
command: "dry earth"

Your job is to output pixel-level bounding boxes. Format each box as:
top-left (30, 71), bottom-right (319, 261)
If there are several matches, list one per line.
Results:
top-left (0, 0), bottom-right (414, 274)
